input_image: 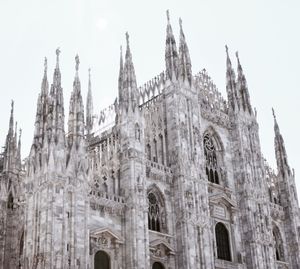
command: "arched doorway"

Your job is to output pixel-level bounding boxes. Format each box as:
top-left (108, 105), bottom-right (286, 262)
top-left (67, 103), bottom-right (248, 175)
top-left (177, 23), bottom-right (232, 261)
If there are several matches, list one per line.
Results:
top-left (152, 261), bottom-right (165, 269)
top-left (94, 251), bottom-right (110, 269)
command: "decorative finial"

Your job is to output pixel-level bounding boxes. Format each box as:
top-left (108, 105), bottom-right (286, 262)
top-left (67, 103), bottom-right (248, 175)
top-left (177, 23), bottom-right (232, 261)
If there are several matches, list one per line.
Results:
top-left (235, 51), bottom-right (239, 61)
top-left (166, 10), bottom-right (170, 23)
top-left (272, 107), bottom-right (276, 119)
top-left (11, 100), bottom-right (14, 111)
top-left (225, 45), bottom-right (228, 54)
top-left (179, 17), bottom-right (183, 30)
top-left (120, 45), bottom-right (122, 55)
top-left (56, 47), bottom-right (61, 68)
top-left (88, 67), bottom-right (91, 79)
top-left (126, 32), bottom-right (129, 46)
top-left (44, 57), bottom-right (47, 73)
top-left (75, 54), bottom-right (80, 71)
top-left (19, 128), bottom-right (22, 137)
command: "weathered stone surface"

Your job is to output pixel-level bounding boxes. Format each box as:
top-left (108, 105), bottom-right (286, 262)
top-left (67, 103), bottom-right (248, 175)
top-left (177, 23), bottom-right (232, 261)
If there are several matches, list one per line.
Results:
top-left (0, 12), bottom-right (299, 269)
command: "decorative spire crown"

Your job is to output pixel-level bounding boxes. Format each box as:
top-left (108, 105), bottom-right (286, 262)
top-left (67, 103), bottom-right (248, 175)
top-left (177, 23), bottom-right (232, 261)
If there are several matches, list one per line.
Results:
top-left (56, 47), bottom-right (61, 69)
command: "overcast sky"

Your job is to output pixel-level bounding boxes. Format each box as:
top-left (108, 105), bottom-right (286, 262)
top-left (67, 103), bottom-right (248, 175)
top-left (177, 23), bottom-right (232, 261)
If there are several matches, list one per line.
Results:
top-left (0, 0), bottom-right (299, 193)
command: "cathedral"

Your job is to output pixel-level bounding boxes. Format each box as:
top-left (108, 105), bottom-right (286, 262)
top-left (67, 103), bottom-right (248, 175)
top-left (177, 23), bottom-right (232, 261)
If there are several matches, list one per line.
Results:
top-left (0, 11), bottom-right (300, 269)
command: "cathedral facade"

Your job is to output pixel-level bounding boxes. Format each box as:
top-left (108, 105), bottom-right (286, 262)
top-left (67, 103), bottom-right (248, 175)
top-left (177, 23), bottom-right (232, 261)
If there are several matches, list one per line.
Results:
top-left (0, 12), bottom-right (299, 269)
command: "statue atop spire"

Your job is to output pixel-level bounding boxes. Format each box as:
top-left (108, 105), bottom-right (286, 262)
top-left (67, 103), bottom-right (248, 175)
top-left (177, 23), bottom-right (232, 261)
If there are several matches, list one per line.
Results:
top-left (44, 57), bottom-right (47, 74)
top-left (166, 9), bottom-right (170, 22)
top-left (75, 54), bottom-right (80, 72)
top-left (56, 47), bottom-right (61, 68)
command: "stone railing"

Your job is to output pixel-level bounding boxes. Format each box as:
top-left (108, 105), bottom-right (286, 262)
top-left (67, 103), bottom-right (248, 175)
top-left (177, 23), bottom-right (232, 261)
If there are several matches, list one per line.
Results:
top-left (276, 260), bottom-right (289, 269)
top-left (146, 160), bottom-right (173, 184)
top-left (215, 259), bottom-right (245, 269)
top-left (89, 190), bottom-right (125, 216)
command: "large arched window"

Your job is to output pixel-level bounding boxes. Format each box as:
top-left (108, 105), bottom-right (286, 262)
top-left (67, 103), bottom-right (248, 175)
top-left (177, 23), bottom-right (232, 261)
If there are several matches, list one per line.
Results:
top-left (215, 222), bottom-right (231, 261)
top-left (203, 133), bottom-right (222, 184)
top-left (148, 192), bottom-right (161, 232)
top-left (152, 262), bottom-right (165, 269)
top-left (94, 250), bottom-right (110, 269)
top-left (148, 187), bottom-right (166, 233)
top-left (273, 226), bottom-right (284, 261)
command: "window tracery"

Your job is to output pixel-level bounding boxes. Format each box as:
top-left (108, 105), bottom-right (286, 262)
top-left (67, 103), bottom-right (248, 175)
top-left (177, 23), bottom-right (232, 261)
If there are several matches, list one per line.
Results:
top-left (148, 189), bottom-right (165, 233)
top-left (203, 133), bottom-right (221, 184)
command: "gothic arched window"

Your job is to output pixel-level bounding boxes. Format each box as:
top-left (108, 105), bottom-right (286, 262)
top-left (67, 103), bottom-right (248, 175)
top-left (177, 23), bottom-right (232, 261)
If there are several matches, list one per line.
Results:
top-left (273, 226), bottom-right (284, 261)
top-left (94, 250), bottom-right (110, 269)
top-left (215, 222), bottom-right (231, 261)
top-left (203, 133), bottom-right (221, 184)
top-left (148, 191), bottom-right (165, 232)
top-left (152, 262), bottom-right (165, 269)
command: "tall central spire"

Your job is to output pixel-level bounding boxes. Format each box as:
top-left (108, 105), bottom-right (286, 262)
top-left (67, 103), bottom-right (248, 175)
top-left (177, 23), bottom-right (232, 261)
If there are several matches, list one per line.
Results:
top-left (165, 10), bottom-right (178, 81)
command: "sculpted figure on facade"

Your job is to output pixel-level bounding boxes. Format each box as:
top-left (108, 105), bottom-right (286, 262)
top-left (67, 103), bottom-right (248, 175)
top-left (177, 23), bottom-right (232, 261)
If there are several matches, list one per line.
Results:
top-left (0, 11), bottom-right (299, 269)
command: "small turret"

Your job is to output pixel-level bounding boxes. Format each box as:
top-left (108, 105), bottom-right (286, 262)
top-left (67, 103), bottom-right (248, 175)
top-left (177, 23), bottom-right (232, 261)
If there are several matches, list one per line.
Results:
top-left (178, 17), bottom-right (192, 85)
top-left (165, 10), bottom-right (178, 81)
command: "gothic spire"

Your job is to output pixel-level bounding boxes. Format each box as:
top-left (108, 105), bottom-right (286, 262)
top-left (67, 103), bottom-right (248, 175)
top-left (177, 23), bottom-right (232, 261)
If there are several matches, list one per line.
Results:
top-left (225, 45), bottom-right (238, 111)
top-left (16, 128), bottom-right (22, 170)
top-left (122, 32), bottom-right (138, 112)
top-left (52, 47), bottom-right (61, 89)
top-left (3, 101), bottom-right (16, 172)
top-left (41, 57), bottom-right (49, 96)
top-left (178, 17), bottom-right (192, 85)
top-left (118, 46), bottom-right (124, 102)
top-left (47, 48), bottom-right (65, 149)
top-left (272, 108), bottom-right (291, 179)
top-left (236, 51), bottom-right (252, 114)
top-left (86, 68), bottom-right (93, 135)
top-left (165, 10), bottom-right (178, 81)
top-left (68, 54), bottom-right (84, 152)
top-left (8, 100), bottom-right (14, 138)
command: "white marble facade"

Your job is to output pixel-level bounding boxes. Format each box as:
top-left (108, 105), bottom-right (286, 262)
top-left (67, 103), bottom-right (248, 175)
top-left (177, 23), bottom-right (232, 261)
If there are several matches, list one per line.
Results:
top-left (0, 11), bottom-right (299, 269)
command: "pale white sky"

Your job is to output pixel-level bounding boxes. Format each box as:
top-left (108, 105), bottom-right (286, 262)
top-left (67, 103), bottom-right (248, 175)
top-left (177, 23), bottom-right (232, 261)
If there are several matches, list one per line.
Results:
top-left (0, 0), bottom-right (299, 193)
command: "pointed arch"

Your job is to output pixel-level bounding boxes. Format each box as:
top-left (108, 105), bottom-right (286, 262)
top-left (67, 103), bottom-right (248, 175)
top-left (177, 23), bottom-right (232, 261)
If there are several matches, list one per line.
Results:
top-left (147, 184), bottom-right (166, 233)
top-left (215, 222), bottom-right (231, 261)
top-left (94, 250), bottom-right (110, 269)
top-left (152, 261), bottom-right (165, 269)
top-left (203, 127), bottom-right (225, 185)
